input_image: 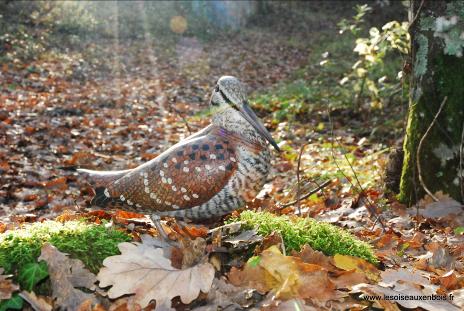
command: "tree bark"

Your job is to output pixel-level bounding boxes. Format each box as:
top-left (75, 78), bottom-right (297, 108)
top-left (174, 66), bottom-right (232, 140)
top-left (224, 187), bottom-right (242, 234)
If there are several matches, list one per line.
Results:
top-left (399, 0), bottom-right (464, 204)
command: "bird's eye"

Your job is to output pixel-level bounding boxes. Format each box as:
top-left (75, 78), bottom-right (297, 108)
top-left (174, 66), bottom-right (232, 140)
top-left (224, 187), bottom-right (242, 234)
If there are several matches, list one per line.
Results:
top-left (215, 85), bottom-right (219, 92)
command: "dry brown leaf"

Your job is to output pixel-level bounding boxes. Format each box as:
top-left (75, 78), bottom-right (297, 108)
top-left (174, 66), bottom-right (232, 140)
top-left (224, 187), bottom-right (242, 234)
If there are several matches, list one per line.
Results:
top-left (228, 245), bottom-right (338, 301)
top-left (406, 231), bottom-right (426, 249)
top-left (439, 270), bottom-right (459, 290)
top-left (256, 231), bottom-right (283, 253)
top-left (19, 291), bottom-right (52, 311)
top-left (416, 195), bottom-right (464, 219)
top-left (261, 298), bottom-right (316, 311)
top-left (42, 176), bottom-right (68, 190)
top-left (194, 278), bottom-right (259, 311)
top-left (176, 224), bottom-right (209, 238)
top-left (330, 270), bottom-right (367, 289)
top-left (380, 268), bottom-right (430, 287)
top-left (75, 299), bottom-right (106, 311)
top-left (291, 245), bottom-right (334, 271)
top-left (0, 268), bottom-right (19, 300)
top-left (178, 237), bottom-right (207, 269)
top-left (333, 254), bottom-right (380, 282)
top-left (107, 296), bottom-right (153, 311)
top-left (97, 236), bottom-right (214, 309)
top-left (223, 229), bottom-right (262, 248)
top-left (416, 247), bottom-right (456, 272)
top-left (38, 243), bottom-right (98, 310)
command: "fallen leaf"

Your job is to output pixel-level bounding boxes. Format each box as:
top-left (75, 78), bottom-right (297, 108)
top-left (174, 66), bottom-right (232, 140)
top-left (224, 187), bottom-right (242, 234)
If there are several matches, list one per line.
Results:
top-left (224, 229), bottom-right (262, 248)
top-left (42, 176), bottom-right (67, 190)
top-left (333, 254), bottom-right (380, 282)
top-left (194, 278), bottom-right (258, 310)
top-left (178, 237), bottom-right (207, 269)
top-left (19, 291), bottom-right (52, 311)
top-left (429, 247), bottom-right (455, 269)
top-left (330, 270), bottom-right (367, 289)
top-left (380, 268), bottom-right (430, 287)
top-left (174, 223), bottom-right (209, 238)
top-left (97, 236), bottom-right (214, 309)
top-left (406, 231), bottom-right (426, 249)
top-left (260, 298), bottom-right (315, 311)
top-left (439, 270), bottom-right (459, 290)
top-left (114, 210), bottom-right (146, 220)
top-left (38, 243), bottom-right (98, 310)
top-left (0, 268), bottom-right (19, 300)
top-left (291, 245), bottom-right (334, 271)
top-left (256, 231), bottom-right (283, 253)
top-left (415, 197), bottom-right (464, 219)
top-left (228, 245), bottom-right (338, 301)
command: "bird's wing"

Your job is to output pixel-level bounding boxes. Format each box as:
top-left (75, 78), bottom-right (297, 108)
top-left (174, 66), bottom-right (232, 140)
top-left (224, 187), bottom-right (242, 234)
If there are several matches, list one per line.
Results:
top-left (103, 131), bottom-right (238, 212)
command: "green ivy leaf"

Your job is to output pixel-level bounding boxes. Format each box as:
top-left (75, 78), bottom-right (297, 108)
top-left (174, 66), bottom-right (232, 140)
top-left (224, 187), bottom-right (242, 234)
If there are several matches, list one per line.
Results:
top-left (0, 294), bottom-right (23, 311)
top-left (18, 261), bottom-right (49, 291)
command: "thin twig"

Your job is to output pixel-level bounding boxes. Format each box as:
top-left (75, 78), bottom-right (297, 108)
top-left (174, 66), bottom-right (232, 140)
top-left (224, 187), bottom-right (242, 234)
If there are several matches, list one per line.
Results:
top-left (296, 143), bottom-right (309, 215)
top-left (416, 96), bottom-right (447, 202)
top-left (280, 179), bottom-right (332, 208)
top-left (170, 105), bottom-right (192, 135)
top-left (408, 0), bottom-right (425, 30)
top-left (310, 178), bottom-right (330, 202)
top-left (327, 109), bottom-right (386, 230)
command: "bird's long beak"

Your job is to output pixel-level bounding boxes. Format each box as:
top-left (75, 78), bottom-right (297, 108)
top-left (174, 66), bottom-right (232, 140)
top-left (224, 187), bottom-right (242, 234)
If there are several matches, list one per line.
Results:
top-left (238, 101), bottom-right (280, 152)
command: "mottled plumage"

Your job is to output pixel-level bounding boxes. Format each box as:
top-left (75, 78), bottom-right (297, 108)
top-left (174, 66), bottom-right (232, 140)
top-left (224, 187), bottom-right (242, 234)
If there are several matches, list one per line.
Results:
top-left (78, 76), bottom-right (278, 222)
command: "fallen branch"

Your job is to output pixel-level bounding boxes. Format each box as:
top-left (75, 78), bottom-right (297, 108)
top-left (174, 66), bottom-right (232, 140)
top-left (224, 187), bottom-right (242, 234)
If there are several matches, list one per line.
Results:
top-left (416, 96), bottom-right (447, 202)
top-left (280, 179), bottom-right (332, 208)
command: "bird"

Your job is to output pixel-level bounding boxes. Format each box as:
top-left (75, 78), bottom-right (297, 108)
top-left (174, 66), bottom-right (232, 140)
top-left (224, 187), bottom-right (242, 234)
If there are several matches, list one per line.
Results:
top-left (78, 76), bottom-right (279, 232)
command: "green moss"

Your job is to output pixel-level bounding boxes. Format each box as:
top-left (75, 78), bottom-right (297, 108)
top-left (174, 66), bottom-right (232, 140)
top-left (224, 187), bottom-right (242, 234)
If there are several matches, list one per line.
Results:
top-left (230, 211), bottom-right (378, 264)
top-left (398, 102), bottom-right (418, 204)
top-left (0, 220), bottom-right (131, 274)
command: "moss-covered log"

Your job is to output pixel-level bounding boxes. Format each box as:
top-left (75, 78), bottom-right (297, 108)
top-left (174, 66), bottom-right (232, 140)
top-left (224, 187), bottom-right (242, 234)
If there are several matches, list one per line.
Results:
top-left (399, 1), bottom-right (464, 204)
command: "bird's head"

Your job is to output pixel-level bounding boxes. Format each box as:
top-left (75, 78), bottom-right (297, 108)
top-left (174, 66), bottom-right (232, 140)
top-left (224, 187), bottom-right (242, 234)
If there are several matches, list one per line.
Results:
top-left (210, 76), bottom-right (280, 151)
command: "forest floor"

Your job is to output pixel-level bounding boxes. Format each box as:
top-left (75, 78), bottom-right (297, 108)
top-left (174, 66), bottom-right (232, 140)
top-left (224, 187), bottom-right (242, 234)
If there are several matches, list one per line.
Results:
top-left (1, 4), bottom-right (464, 311)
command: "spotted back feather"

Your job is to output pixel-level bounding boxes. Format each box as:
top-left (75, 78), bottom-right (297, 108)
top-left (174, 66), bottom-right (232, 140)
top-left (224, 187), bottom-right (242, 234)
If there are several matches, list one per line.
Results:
top-left (105, 129), bottom-right (239, 212)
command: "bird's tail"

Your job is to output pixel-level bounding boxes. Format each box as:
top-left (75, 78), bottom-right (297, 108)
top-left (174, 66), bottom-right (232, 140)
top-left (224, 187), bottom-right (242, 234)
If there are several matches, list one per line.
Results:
top-left (77, 168), bottom-right (131, 207)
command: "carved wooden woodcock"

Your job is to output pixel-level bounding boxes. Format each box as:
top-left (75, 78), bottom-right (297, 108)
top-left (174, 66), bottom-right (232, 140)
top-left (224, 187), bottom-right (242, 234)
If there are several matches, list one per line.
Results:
top-left (78, 76), bottom-right (280, 222)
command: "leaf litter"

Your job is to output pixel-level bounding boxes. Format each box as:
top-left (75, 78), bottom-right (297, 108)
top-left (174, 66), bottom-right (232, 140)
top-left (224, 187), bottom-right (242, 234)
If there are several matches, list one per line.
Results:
top-left (1, 4), bottom-right (464, 311)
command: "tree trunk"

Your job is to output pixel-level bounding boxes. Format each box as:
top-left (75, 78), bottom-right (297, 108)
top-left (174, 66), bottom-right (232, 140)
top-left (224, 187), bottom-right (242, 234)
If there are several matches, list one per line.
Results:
top-left (399, 1), bottom-right (464, 204)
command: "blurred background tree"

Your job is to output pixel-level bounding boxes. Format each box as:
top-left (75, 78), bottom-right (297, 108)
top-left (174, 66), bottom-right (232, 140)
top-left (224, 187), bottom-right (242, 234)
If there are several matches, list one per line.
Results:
top-left (399, 0), bottom-right (464, 204)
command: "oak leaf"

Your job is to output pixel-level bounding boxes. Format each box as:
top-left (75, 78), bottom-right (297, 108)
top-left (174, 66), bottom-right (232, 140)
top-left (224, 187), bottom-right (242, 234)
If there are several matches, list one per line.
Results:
top-left (97, 236), bottom-right (215, 309)
top-left (38, 243), bottom-right (98, 310)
